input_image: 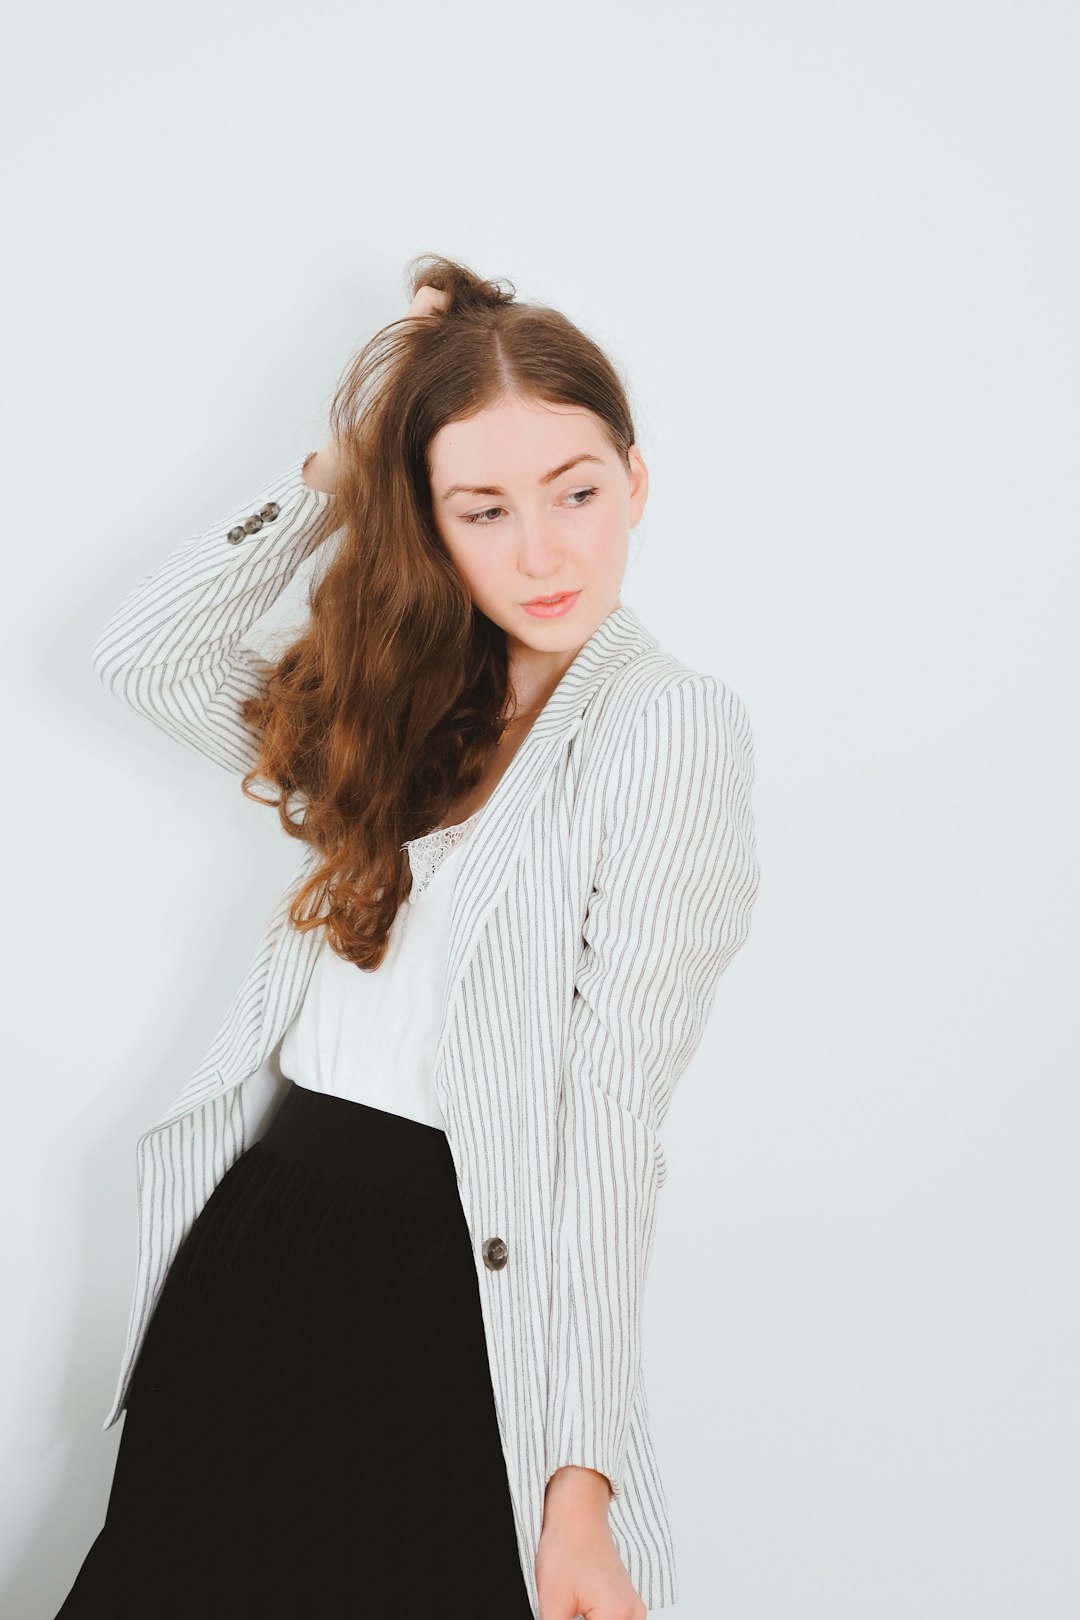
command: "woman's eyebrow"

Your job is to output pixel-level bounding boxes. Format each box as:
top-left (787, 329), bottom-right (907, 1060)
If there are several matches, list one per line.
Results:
top-left (440, 453), bottom-right (605, 502)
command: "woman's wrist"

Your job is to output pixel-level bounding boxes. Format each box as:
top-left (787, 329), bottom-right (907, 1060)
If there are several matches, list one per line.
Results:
top-left (542, 1464), bottom-right (613, 1528)
top-left (301, 444), bottom-right (340, 495)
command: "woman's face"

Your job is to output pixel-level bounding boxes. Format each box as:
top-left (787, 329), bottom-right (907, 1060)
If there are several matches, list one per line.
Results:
top-left (428, 394), bottom-right (648, 661)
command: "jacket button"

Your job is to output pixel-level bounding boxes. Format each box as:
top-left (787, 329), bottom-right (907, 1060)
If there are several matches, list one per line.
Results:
top-left (258, 501), bottom-right (281, 521)
top-left (483, 1236), bottom-right (508, 1271)
top-left (242, 514), bottom-right (264, 535)
top-left (226, 524), bottom-right (246, 544)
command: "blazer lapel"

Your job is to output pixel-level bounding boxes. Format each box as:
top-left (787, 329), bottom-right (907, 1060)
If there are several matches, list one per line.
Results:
top-left (436, 601), bottom-right (657, 1051)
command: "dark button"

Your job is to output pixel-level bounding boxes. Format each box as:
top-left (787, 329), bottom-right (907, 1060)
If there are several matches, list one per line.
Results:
top-left (227, 500), bottom-right (280, 544)
top-left (483, 1236), bottom-right (508, 1271)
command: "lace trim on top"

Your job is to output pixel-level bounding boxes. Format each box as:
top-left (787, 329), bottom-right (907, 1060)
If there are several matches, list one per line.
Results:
top-left (402, 807), bottom-right (484, 901)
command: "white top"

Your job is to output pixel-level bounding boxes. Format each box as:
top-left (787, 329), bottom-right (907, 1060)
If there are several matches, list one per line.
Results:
top-left (277, 809), bottom-right (484, 1130)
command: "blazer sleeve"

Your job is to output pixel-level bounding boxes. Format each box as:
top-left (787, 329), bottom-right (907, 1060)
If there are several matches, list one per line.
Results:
top-left (544, 672), bottom-right (760, 1502)
top-left (91, 455), bottom-right (339, 777)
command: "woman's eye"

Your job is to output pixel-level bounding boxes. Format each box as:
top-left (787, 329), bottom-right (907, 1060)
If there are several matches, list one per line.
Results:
top-left (462, 487), bottom-right (598, 526)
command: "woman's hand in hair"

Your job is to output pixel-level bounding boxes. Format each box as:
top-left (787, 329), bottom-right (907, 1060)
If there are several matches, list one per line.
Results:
top-left (407, 283), bottom-right (449, 319)
top-left (303, 287), bottom-right (445, 498)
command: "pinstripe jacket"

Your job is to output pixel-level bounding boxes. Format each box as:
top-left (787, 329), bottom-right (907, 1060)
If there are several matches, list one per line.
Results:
top-left (91, 454), bottom-right (760, 1615)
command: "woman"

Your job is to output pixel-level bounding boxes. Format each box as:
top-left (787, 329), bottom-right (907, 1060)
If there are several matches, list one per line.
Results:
top-left (56, 255), bottom-right (760, 1618)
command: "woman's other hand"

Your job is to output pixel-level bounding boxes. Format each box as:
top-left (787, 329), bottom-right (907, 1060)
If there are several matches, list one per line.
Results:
top-left (536, 1467), bottom-right (647, 1620)
top-left (304, 285), bottom-right (449, 496)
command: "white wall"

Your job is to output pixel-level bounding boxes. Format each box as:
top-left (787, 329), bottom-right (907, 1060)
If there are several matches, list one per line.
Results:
top-left (3, 2), bottom-right (1077, 1615)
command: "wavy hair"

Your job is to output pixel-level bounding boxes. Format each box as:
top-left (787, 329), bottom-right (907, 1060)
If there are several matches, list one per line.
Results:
top-left (239, 252), bottom-right (638, 969)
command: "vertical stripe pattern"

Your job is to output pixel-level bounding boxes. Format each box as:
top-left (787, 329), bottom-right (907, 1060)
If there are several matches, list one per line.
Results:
top-left (90, 457), bottom-right (760, 1616)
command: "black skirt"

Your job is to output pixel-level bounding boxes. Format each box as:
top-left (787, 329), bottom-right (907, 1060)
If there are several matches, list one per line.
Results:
top-left (56, 1080), bottom-right (535, 1618)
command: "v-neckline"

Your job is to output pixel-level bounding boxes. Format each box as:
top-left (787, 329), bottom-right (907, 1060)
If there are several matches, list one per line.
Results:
top-left (404, 803), bottom-right (484, 851)
top-left (404, 805), bottom-right (488, 904)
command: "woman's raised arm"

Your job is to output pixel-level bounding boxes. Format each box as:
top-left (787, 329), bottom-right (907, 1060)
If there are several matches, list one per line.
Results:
top-left (91, 452), bottom-right (340, 778)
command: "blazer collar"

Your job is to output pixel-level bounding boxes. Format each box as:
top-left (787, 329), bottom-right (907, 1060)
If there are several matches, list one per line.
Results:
top-left (511, 599), bottom-right (658, 743)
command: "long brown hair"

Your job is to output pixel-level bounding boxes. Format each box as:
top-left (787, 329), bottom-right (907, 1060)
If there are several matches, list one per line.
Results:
top-left (239, 252), bottom-right (638, 969)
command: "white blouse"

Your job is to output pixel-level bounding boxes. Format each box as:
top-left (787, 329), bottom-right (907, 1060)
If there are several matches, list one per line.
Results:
top-left (277, 809), bottom-right (484, 1130)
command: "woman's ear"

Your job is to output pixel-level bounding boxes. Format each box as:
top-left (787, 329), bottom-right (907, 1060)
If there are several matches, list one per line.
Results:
top-left (627, 444), bottom-right (649, 529)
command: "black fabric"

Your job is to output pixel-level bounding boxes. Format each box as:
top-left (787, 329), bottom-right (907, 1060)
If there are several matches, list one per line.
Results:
top-left (56, 1081), bottom-right (535, 1617)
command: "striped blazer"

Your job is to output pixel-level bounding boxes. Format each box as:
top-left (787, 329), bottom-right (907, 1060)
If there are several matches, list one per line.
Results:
top-left (91, 454), bottom-right (760, 1615)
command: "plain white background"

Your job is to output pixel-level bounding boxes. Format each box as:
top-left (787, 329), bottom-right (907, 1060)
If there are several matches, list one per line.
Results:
top-left (2, 1), bottom-right (1077, 1615)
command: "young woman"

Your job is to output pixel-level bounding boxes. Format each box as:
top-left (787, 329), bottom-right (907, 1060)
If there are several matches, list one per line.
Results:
top-left (56, 255), bottom-right (760, 1619)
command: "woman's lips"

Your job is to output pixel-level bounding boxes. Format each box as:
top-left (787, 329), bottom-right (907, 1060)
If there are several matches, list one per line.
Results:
top-left (521, 590), bottom-right (581, 618)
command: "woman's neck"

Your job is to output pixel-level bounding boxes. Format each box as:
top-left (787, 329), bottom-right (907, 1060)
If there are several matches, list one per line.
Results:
top-left (503, 639), bottom-right (584, 724)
